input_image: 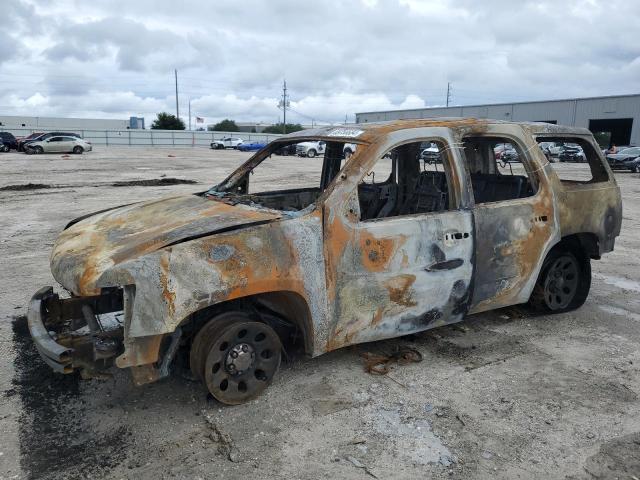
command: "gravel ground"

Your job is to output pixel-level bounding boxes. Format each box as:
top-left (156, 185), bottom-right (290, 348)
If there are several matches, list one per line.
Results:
top-left (0, 147), bottom-right (639, 480)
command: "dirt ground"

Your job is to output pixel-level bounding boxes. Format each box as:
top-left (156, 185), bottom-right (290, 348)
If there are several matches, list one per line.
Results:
top-left (0, 147), bottom-right (639, 480)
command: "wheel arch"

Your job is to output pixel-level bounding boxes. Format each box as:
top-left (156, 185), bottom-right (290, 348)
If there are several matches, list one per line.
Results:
top-left (181, 290), bottom-right (314, 356)
top-left (554, 232), bottom-right (600, 260)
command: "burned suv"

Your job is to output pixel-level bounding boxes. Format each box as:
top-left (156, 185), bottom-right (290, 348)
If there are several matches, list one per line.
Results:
top-left (28, 119), bottom-right (621, 404)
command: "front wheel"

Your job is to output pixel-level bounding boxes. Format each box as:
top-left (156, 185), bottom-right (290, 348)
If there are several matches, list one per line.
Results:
top-left (32, 146), bottom-right (44, 154)
top-left (529, 248), bottom-right (590, 313)
top-left (0, 144), bottom-right (9, 153)
top-left (632, 165), bottom-right (640, 173)
top-left (191, 313), bottom-right (282, 405)
top-left (306, 149), bottom-right (317, 158)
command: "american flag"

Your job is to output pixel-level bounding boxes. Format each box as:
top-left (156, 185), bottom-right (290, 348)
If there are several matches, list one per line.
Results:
top-left (196, 116), bottom-right (204, 123)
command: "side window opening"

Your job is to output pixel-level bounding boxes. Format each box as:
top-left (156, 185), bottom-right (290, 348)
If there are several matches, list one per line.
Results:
top-left (462, 137), bottom-right (537, 204)
top-left (536, 137), bottom-right (609, 183)
top-left (358, 140), bottom-right (455, 221)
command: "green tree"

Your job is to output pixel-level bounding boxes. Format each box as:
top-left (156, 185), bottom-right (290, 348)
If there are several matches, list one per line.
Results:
top-left (211, 119), bottom-right (239, 132)
top-left (262, 123), bottom-right (305, 134)
top-left (151, 112), bottom-right (185, 130)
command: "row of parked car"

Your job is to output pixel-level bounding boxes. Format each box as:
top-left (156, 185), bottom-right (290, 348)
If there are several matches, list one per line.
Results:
top-left (605, 146), bottom-right (640, 172)
top-left (0, 131), bottom-right (92, 154)
top-left (207, 135), bottom-right (640, 173)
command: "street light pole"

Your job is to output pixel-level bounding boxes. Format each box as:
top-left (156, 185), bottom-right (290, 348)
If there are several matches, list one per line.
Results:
top-left (175, 69), bottom-right (179, 119)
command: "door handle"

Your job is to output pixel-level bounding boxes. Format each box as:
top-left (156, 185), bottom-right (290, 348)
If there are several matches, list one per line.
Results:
top-left (425, 258), bottom-right (464, 272)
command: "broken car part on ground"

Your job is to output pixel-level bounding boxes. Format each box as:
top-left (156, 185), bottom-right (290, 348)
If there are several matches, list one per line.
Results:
top-left (27, 118), bottom-right (622, 404)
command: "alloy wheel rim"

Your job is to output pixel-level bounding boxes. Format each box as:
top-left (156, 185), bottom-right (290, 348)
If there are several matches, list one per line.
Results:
top-left (544, 255), bottom-right (579, 310)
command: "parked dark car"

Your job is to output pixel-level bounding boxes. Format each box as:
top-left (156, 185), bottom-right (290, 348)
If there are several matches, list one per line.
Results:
top-left (20, 131), bottom-right (81, 151)
top-left (274, 143), bottom-right (298, 156)
top-left (17, 132), bottom-right (45, 151)
top-left (558, 143), bottom-right (586, 162)
top-left (607, 147), bottom-right (640, 172)
top-left (237, 142), bottom-right (267, 152)
top-left (0, 132), bottom-right (18, 151)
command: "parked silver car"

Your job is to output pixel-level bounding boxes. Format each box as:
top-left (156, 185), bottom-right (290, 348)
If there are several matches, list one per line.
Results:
top-left (26, 136), bottom-right (92, 155)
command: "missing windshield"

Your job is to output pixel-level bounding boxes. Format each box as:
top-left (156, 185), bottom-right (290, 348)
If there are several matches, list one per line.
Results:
top-left (206, 138), bottom-right (361, 212)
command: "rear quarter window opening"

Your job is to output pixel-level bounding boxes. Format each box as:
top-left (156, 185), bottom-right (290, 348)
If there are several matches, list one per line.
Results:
top-left (461, 136), bottom-right (538, 205)
top-left (536, 136), bottom-right (609, 184)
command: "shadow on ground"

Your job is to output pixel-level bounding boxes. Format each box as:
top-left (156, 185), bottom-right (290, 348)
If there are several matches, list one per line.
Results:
top-left (10, 316), bottom-right (131, 480)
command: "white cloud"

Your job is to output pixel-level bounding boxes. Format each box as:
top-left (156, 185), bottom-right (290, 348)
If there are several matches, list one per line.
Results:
top-left (0, 0), bottom-right (638, 126)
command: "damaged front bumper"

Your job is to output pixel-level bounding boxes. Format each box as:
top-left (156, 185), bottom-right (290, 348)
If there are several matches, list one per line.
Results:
top-left (27, 286), bottom-right (125, 376)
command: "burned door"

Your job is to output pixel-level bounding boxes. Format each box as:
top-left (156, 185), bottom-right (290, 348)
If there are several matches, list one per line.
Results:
top-left (323, 129), bottom-right (475, 351)
top-left (461, 125), bottom-right (559, 313)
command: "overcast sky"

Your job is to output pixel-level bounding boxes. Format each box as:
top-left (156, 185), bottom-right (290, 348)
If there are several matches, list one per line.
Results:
top-left (1, 0), bottom-right (639, 126)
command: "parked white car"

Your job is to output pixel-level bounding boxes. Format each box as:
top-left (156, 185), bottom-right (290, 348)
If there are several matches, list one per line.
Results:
top-left (297, 141), bottom-right (357, 159)
top-left (211, 137), bottom-right (244, 149)
top-left (296, 141), bottom-right (325, 158)
top-left (26, 136), bottom-right (92, 154)
top-left (343, 143), bottom-right (357, 159)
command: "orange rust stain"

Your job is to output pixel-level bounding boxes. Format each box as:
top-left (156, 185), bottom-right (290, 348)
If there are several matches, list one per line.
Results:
top-left (371, 306), bottom-right (384, 326)
top-left (199, 226), bottom-right (308, 307)
top-left (324, 209), bottom-right (352, 303)
top-left (359, 233), bottom-right (406, 273)
top-left (159, 253), bottom-right (176, 317)
top-left (384, 274), bottom-right (417, 307)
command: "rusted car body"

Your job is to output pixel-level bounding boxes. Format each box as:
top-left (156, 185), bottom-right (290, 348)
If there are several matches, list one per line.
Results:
top-left (28, 118), bottom-right (621, 403)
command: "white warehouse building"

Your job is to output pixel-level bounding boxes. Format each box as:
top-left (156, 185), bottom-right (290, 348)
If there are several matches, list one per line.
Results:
top-left (355, 93), bottom-right (640, 147)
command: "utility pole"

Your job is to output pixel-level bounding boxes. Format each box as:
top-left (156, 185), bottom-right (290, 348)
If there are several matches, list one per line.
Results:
top-left (344, 114), bottom-right (348, 125)
top-left (446, 82), bottom-right (452, 108)
top-left (278, 80), bottom-right (289, 134)
top-left (175, 69), bottom-right (179, 119)
top-left (188, 98), bottom-right (191, 130)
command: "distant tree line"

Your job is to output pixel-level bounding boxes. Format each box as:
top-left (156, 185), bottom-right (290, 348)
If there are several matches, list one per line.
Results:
top-left (151, 114), bottom-right (306, 134)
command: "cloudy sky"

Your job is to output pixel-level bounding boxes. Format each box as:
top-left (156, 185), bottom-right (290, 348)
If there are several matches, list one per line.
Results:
top-left (1, 0), bottom-right (639, 126)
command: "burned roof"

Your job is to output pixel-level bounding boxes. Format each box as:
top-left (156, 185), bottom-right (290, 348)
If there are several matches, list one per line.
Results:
top-left (276, 118), bottom-right (592, 143)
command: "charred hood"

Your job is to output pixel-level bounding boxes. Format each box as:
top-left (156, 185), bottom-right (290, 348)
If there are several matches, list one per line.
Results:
top-left (51, 194), bottom-right (282, 295)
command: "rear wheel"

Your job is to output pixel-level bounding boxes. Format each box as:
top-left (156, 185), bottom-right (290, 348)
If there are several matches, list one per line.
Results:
top-left (73, 146), bottom-right (83, 154)
top-left (0, 144), bottom-right (9, 152)
top-left (190, 312), bottom-right (282, 405)
top-left (529, 247), bottom-right (590, 313)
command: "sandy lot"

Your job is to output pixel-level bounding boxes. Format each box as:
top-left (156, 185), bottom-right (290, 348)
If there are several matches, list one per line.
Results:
top-left (1, 147), bottom-right (639, 480)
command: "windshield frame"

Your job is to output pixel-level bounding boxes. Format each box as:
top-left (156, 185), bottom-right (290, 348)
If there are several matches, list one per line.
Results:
top-left (208, 135), bottom-right (370, 195)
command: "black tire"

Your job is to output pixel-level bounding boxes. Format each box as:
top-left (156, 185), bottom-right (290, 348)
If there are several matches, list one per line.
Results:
top-left (529, 246), bottom-right (590, 313)
top-left (73, 146), bottom-right (83, 154)
top-left (307, 149), bottom-right (317, 158)
top-left (632, 165), bottom-right (640, 173)
top-left (217, 144), bottom-right (225, 150)
top-left (0, 144), bottom-right (9, 153)
top-left (191, 312), bottom-right (281, 405)
top-left (190, 313), bottom-right (239, 382)
top-left (32, 146), bottom-right (43, 154)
